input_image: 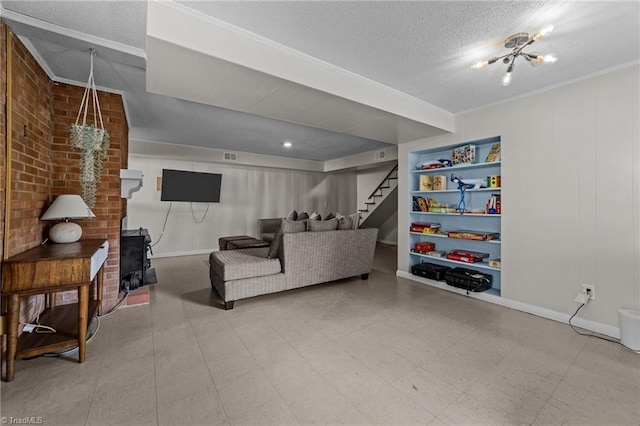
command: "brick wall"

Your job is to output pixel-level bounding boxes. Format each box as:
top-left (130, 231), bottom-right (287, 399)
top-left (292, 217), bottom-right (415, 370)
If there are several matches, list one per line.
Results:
top-left (3, 23), bottom-right (52, 325)
top-left (1, 24), bottom-right (7, 264)
top-left (50, 84), bottom-right (128, 309)
top-left (1, 21), bottom-right (129, 325)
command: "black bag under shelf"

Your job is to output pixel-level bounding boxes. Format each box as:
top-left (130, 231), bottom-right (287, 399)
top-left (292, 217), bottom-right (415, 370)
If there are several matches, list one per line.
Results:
top-left (411, 262), bottom-right (451, 281)
top-left (444, 267), bottom-right (492, 292)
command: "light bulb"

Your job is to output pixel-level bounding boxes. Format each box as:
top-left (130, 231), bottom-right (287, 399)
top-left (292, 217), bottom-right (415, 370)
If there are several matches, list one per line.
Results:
top-left (533, 24), bottom-right (554, 41)
top-left (543, 54), bottom-right (557, 63)
top-left (471, 60), bottom-right (488, 70)
top-left (502, 72), bottom-right (512, 86)
top-left (529, 53), bottom-right (544, 66)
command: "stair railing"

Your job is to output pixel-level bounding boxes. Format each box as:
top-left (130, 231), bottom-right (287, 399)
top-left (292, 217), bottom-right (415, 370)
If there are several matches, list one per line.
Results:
top-left (360, 164), bottom-right (398, 213)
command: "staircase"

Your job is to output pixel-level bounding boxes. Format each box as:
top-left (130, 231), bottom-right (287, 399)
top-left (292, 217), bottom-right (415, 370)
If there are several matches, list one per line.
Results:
top-left (359, 164), bottom-right (398, 229)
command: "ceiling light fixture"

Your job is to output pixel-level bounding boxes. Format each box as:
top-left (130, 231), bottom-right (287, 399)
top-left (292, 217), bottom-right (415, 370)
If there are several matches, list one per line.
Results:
top-left (472, 24), bottom-right (557, 86)
top-left (283, 141), bottom-right (292, 148)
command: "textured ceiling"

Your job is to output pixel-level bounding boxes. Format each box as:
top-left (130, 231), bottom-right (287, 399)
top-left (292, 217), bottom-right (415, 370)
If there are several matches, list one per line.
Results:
top-left (180, 1), bottom-right (640, 112)
top-left (1, 1), bottom-right (639, 161)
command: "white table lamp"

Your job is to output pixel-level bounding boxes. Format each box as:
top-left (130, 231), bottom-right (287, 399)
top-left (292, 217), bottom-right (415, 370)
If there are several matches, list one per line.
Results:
top-left (41, 195), bottom-right (95, 243)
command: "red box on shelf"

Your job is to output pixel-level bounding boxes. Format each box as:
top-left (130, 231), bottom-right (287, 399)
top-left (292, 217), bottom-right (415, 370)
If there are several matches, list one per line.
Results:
top-left (413, 242), bottom-right (435, 254)
top-left (446, 252), bottom-right (482, 263)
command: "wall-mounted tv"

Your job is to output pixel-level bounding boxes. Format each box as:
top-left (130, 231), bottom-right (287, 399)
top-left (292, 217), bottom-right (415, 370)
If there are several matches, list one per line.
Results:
top-left (161, 169), bottom-right (222, 202)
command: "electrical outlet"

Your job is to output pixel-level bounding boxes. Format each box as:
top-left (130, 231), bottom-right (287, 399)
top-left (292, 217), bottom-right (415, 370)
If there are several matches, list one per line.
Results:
top-left (582, 284), bottom-right (596, 301)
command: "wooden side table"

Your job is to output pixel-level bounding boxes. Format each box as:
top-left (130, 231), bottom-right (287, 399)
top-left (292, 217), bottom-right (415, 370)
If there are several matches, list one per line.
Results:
top-left (1, 239), bottom-right (108, 382)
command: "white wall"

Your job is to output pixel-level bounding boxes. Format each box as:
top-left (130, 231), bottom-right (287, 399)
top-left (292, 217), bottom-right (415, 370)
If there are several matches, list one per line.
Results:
top-left (398, 64), bottom-right (639, 330)
top-left (127, 155), bottom-right (356, 257)
top-left (377, 211), bottom-right (398, 245)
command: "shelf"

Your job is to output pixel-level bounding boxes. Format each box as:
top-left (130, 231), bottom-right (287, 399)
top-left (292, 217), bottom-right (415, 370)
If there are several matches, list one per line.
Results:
top-left (16, 301), bottom-right (100, 359)
top-left (411, 211), bottom-right (501, 217)
top-left (412, 188), bottom-right (501, 194)
top-left (411, 161), bottom-right (501, 174)
top-left (409, 232), bottom-right (501, 244)
top-left (399, 271), bottom-right (501, 299)
top-left (409, 251), bottom-right (501, 271)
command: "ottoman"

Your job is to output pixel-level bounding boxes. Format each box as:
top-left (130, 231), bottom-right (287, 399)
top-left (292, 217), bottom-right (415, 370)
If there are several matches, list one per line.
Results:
top-left (218, 235), bottom-right (255, 250)
top-left (227, 238), bottom-right (270, 250)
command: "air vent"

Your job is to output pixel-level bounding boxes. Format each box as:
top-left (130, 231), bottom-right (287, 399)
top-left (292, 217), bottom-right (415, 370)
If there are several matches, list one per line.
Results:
top-left (374, 150), bottom-right (386, 160)
top-left (223, 152), bottom-right (237, 161)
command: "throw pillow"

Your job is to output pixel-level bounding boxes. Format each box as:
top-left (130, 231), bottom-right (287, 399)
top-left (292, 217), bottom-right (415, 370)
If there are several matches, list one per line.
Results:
top-left (267, 218), bottom-right (306, 258)
top-left (309, 212), bottom-right (321, 220)
top-left (286, 209), bottom-right (298, 221)
top-left (281, 218), bottom-right (306, 233)
top-left (324, 213), bottom-right (335, 220)
top-left (349, 212), bottom-right (361, 229)
top-left (308, 217), bottom-right (338, 232)
top-left (336, 214), bottom-right (353, 230)
top-left (297, 211), bottom-right (309, 220)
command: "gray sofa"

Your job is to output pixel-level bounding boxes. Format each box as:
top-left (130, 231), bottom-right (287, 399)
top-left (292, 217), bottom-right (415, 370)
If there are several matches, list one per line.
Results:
top-left (209, 227), bottom-right (378, 309)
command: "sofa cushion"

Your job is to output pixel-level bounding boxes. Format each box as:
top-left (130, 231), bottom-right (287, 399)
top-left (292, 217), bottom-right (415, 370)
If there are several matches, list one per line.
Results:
top-left (309, 212), bottom-right (321, 220)
top-left (297, 212), bottom-right (309, 220)
top-left (324, 213), bottom-right (335, 220)
top-left (210, 247), bottom-right (281, 281)
top-left (286, 209), bottom-right (298, 221)
top-left (267, 219), bottom-right (306, 259)
top-left (336, 212), bottom-right (361, 230)
top-left (349, 212), bottom-right (361, 229)
top-left (308, 217), bottom-right (338, 231)
top-left (336, 214), bottom-right (352, 230)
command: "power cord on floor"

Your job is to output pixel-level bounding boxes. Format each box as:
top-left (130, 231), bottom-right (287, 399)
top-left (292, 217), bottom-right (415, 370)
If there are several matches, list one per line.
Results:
top-left (569, 303), bottom-right (639, 353)
top-left (98, 289), bottom-right (129, 318)
top-left (42, 316), bottom-right (100, 357)
top-left (26, 289), bottom-right (129, 359)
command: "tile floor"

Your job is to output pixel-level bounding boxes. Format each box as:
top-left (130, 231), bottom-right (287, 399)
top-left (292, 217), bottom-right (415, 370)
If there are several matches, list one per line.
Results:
top-left (1, 243), bottom-right (639, 425)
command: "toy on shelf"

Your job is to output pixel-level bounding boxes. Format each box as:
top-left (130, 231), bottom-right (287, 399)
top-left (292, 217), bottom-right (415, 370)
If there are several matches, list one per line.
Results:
top-left (451, 174), bottom-right (486, 214)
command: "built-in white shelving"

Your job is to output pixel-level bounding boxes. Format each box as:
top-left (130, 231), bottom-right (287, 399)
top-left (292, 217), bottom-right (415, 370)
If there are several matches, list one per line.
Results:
top-left (408, 136), bottom-right (502, 295)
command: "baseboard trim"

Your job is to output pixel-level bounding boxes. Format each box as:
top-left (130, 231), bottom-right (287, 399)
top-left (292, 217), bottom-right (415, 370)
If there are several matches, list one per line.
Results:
top-left (151, 249), bottom-right (215, 259)
top-left (396, 270), bottom-right (620, 339)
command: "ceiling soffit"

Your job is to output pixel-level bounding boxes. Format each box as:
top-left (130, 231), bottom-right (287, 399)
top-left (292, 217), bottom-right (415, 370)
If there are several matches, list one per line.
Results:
top-left (145, 1), bottom-right (454, 145)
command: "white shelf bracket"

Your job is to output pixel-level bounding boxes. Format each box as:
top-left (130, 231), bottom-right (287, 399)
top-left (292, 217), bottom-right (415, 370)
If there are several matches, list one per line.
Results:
top-left (120, 169), bottom-right (143, 199)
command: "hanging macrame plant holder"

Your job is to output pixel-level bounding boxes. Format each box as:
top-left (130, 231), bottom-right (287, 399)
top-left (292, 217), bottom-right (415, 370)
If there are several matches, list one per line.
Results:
top-left (70, 49), bottom-right (110, 208)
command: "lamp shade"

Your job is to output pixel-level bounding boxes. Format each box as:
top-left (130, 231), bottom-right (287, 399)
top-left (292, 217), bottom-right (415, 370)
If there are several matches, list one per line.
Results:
top-left (41, 195), bottom-right (96, 220)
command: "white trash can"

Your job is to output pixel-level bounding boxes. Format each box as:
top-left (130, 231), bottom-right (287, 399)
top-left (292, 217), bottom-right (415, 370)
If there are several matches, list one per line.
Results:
top-left (618, 308), bottom-right (640, 351)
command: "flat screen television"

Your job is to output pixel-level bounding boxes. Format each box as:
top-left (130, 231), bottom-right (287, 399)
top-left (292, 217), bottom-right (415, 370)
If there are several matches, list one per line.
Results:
top-left (161, 169), bottom-right (222, 202)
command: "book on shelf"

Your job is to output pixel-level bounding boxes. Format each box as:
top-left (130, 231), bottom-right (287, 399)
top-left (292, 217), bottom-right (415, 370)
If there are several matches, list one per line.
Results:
top-left (413, 196), bottom-right (430, 212)
top-left (419, 175), bottom-right (433, 191)
top-left (446, 253), bottom-right (482, 263)
top-left (410, 222), bottom-right (441, 233)
top-left (485, 143), bottom-right (501, 162)
top-left (447, 230), bottom-right (500, 241)
top-left (411, 242), bottom-right (436, 254)
top-left (452, 144), bottom-right (476, 165)
top-left (486, 194), bottom-right (501, 214)
top-left (449, 249), bottom-right (490, 259)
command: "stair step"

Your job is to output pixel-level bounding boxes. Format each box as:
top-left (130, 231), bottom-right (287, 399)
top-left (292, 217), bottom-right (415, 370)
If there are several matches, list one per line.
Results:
top-left (388, 176), bottom-right (398, 180)
top-left (365, 202), bottom-right (376, 205)
top-left (380, 185), bottom-right (390, 189)
top-left (358, 209), bottom-right (369, 213)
